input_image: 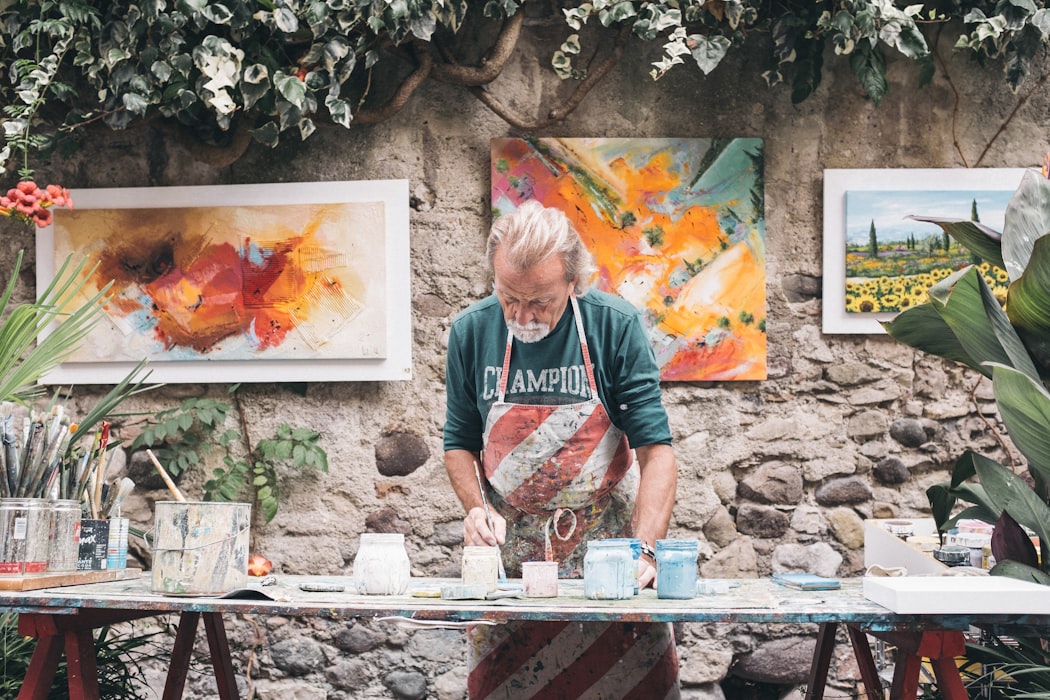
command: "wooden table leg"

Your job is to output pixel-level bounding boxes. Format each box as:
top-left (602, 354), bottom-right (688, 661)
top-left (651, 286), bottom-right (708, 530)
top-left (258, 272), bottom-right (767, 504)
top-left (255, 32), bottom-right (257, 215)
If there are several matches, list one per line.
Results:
top-left (866, 629), bottom-right (967, 700)
top-left (203, 612), bottom-right (239, 699)
top-left (805, 622), bottom-right (838, 699)
top-left (163, 611), bottom-right (239, 699)
top-left (846, 626), bottom-right (885, 700)
top-left (164, 611), bottom-right (200, 700)
top-left (17, 631), bottom-right (64, 700)
top-left (65, 627), bottom-right (101, 700)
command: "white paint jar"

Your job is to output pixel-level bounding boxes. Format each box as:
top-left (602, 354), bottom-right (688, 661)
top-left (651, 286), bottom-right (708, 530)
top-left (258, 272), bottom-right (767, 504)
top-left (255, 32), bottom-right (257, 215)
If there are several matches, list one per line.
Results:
top-left (353, 533), bottom-right (411, 595)
top-left (461, 545), bottom-right (500, 592)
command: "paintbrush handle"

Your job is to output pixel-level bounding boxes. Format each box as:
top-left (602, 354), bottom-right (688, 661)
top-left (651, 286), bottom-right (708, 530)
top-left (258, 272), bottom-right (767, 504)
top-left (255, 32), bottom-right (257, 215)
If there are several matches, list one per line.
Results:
top-left (147, 449), bottom-right (186, 502)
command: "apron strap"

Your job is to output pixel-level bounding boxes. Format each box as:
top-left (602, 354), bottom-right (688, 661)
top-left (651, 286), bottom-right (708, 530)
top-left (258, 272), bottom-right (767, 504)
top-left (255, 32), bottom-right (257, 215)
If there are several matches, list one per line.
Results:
top-left (496, 295), bottom-right (598, 402)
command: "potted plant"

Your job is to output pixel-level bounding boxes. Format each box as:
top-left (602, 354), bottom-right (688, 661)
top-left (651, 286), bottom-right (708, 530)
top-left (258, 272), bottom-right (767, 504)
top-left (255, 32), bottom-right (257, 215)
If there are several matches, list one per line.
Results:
top-left (883, 159), bottom-right (1050, 695)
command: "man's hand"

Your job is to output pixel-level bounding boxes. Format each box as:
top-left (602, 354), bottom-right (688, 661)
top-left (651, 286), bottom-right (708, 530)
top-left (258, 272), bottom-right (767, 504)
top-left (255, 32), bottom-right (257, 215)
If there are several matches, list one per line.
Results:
top-left (464, 506), bottom-right (506, 546)
top-left (637, 555), bottom-right (657, 589)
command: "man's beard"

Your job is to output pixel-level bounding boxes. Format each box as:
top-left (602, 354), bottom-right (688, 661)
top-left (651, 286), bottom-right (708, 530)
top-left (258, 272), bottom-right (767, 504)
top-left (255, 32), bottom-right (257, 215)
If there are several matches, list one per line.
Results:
top-left (507, 319), bottom-right (551, 343)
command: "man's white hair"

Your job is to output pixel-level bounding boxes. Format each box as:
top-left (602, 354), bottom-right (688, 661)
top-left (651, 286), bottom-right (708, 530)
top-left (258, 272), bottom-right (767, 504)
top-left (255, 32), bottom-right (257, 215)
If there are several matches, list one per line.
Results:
top-left (486, 200), bottom-right (597, 294)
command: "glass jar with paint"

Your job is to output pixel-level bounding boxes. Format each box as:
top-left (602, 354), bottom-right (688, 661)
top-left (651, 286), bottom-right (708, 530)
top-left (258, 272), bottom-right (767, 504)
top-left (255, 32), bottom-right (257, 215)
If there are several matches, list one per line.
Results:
top-left (602, 537), bottom-right (642, 593)
top-left (656, 539), bottom-right (699, 599)
top-left (353, 533), bottom-right (412, 595)
top-left (583, 539), bottom-right (633, 600)
top-left (461, 545), bottom-right (501, 592)
top-left (47, 499), bottom-right (82, 572)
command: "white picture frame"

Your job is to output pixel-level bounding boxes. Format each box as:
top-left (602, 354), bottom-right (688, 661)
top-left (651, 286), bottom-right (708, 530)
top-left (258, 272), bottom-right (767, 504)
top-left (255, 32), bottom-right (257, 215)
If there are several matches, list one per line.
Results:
top-left (36, 180), bottom-right (412, 383)
top-left (822, 168), bottom-right (1026, 334)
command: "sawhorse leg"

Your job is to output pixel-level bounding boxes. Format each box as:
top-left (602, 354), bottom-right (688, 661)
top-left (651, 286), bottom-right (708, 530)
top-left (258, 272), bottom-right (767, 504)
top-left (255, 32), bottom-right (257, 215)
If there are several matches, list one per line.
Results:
top-left (806, 623), bottom-right (889, 700)
top-left (18, 609), bottom-right (239, 700)
top-left (872, 630), bottom-right (968, 700)
top-left (164, 611), bottom-right (239, 699)
top-left (17, 610), bottom-right (156, 700)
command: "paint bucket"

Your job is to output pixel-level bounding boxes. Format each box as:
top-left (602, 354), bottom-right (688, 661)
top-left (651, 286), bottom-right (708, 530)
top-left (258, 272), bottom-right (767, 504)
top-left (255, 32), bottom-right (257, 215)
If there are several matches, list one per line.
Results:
top-left (151, 501), bottom-right (251, 596)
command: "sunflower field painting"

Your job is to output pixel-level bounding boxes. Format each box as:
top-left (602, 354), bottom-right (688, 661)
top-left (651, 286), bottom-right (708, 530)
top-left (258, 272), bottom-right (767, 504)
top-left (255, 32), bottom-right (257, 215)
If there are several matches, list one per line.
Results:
top-left (491, 137), bottom-right (766, 382)
top-left (844, 189), bottom-right (1013, 314)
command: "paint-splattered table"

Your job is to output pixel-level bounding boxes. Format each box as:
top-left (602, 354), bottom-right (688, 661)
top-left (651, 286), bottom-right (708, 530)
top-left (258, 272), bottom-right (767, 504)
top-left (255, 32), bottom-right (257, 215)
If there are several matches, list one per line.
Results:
top-left (2, 575), bottom-right (1042, 700)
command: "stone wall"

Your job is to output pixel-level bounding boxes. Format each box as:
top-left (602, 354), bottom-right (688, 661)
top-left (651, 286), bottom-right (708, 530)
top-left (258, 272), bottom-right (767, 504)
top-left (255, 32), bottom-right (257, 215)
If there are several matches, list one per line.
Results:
top-left (2, 18), bottom-right (1047, 700)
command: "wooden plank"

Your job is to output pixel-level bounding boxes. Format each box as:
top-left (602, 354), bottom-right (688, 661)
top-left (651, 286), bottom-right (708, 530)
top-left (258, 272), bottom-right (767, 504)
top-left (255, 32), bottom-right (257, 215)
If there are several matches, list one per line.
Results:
top-left (0, 568), bottom-right (142, 592)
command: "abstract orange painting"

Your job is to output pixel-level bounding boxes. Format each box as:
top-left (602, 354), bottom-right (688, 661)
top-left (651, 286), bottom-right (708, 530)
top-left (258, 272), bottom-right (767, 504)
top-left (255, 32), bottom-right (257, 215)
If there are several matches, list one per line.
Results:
top-left (38, 180), bottom-right (412, 383)
top-left (492, 138), bottom-right (766, 381)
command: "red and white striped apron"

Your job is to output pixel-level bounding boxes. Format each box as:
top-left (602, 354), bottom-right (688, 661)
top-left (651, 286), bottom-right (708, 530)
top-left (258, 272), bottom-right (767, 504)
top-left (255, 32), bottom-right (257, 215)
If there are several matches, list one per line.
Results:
top-left (468, 296), bottom-right (679, 699)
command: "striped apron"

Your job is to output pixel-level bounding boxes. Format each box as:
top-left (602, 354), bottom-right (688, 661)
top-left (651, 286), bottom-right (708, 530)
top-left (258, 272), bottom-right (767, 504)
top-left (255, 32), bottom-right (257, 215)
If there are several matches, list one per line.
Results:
top-left (468, 296), bottom-right (679, 699)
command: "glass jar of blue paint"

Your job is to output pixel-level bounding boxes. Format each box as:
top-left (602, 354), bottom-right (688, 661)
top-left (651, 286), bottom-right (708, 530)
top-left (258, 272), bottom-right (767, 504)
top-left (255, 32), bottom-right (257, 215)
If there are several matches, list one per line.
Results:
top-left (602, 538), bottom-right (642, 593)
top-left (583, 539), bottom-right (633, 600)
top-left (656, 539), bottom-right (699, 599)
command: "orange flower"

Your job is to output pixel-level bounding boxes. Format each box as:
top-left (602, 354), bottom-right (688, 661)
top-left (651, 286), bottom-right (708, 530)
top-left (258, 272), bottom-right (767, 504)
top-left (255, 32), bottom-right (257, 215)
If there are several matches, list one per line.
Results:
top-left (1, 179), bottom-right (73, 227)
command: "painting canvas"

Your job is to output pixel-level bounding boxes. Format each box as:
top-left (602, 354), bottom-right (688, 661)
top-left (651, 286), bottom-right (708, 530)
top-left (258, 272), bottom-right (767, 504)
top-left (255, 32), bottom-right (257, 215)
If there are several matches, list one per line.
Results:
top-left (491, 137), bottom-right (766, 382)
top-left (37, 180), bottom-right (412, 383)
top-left (823, 169), bottom-right (1025, 334)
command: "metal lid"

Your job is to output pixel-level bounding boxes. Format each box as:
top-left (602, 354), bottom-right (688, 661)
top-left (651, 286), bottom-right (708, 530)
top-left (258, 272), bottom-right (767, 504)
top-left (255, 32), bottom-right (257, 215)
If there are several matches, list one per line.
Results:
top-left (933, 544), bottom-right (971, 566)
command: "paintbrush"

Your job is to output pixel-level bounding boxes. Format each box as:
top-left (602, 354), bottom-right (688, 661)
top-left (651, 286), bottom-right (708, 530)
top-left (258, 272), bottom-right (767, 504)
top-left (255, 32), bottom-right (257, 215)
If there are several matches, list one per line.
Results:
top-left (473, 460), bottom-right (506, 581)
top-left (147, 448), bottom-right (186, 502)
top-left (102, 477), bottom-right (135, 519)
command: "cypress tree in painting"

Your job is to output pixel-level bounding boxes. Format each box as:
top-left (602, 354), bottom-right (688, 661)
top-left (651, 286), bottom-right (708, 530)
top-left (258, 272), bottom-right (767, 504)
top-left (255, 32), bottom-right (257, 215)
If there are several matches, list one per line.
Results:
top-left (868, 220), bottom-right (878, 258)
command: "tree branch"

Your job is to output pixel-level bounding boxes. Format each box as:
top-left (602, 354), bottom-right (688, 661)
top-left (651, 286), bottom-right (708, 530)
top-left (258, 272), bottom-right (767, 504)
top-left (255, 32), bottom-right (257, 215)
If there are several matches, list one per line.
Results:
top-left (353, 41), bottom-right (434, 125)
top-left (467, 24), bottom-right (629, 131)
top-left (430, 10), bottom-right (524, 86)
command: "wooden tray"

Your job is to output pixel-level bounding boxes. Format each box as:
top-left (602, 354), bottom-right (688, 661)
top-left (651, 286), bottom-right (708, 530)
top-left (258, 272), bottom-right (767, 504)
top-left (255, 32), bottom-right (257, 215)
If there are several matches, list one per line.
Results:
top-left (0, 567), bottom-right (142, 591)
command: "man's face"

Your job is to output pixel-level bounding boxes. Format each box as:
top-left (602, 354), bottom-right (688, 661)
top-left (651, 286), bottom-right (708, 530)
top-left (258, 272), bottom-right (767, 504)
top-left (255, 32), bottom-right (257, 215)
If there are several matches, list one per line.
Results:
top-left (492, 248), bottom-right (575, 343)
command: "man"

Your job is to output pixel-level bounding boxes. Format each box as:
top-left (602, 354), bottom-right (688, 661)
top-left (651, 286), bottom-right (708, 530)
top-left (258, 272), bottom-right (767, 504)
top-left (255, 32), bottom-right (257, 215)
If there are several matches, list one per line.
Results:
top-left (444, 200), bottom-right (680, 699)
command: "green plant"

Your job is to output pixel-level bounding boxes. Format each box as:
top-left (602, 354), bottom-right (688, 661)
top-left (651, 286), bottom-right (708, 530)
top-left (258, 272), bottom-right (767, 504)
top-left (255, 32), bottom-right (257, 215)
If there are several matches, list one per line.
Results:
top-left (0, 610), bottom-right (165, 698)
top-left (884, 161), bottom-right (1050, 697)
top-left (1, 2), bottom-right (1049, 169)
top-left (131, 386), bottom-right (328, 523)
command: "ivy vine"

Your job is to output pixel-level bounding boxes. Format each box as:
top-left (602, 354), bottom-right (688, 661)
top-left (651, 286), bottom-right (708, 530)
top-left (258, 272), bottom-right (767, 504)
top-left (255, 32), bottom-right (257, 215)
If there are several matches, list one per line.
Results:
top-left (2, 1), bottom-right (1049, 171)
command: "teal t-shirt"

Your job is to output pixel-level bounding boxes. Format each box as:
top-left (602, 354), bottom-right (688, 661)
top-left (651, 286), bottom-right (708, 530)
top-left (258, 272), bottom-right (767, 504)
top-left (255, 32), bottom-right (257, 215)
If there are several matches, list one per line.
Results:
top-left (443, 289), bottom-right (672, 453)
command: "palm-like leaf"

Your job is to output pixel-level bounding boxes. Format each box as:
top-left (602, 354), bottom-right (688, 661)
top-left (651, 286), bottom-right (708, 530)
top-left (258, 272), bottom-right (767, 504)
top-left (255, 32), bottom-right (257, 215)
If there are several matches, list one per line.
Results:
top-left (0, 251), bottom-right (113, 403)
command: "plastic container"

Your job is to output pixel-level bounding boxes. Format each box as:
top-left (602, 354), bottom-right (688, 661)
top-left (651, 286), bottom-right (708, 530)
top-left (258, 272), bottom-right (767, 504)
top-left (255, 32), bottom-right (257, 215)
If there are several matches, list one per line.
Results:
top-left (583, 539), bottom-right (633, 600)
top-left (47, 499), bottom-right (82, 572)
top-left (656, 539), bottom-right (699, 599)
top-left (0, 498), bottom-right (51, 575)
top-left (353, 533), bottom-right (411, 595)
top-left (461, 545), bottom-right (500, 593)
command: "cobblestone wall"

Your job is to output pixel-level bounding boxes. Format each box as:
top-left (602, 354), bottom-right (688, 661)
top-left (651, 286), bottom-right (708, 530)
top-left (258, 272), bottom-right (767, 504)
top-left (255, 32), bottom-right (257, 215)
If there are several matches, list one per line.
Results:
top-left (2, 22), bottom-right (1047, 700)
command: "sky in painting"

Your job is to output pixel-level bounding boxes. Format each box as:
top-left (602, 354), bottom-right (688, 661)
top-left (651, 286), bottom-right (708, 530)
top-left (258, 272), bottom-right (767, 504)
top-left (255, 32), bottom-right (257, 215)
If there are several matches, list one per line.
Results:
top-left (845, 189), bottom-right (1013, 245)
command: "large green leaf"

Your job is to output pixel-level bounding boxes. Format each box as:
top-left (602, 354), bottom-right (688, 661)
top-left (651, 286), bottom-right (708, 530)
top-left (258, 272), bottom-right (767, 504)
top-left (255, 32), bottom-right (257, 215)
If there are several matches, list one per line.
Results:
top-left (970, 447), bottom-right (1050, 556)
top-left (1002, 168), bottom-right (1050, 281)
top-left (1007, 235), bottom-right (1050, 373)
top-left (903, 215), bottom-right (1005, 269)
top-left (884, 266), bottom-right (1038, 379)
top-left (989, 362), bottom-right (1050, 483)
top-left (991, 559), bottom-right (1050, 585)
top-left (882, 303), bottom-right (977, 368)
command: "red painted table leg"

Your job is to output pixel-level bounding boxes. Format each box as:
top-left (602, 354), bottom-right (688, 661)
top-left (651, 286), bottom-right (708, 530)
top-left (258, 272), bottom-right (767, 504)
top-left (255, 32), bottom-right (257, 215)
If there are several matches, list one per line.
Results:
top-left (65, 628), bottom-right (101, 700)
top-left (17, 632), bottom-right (63, 700)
